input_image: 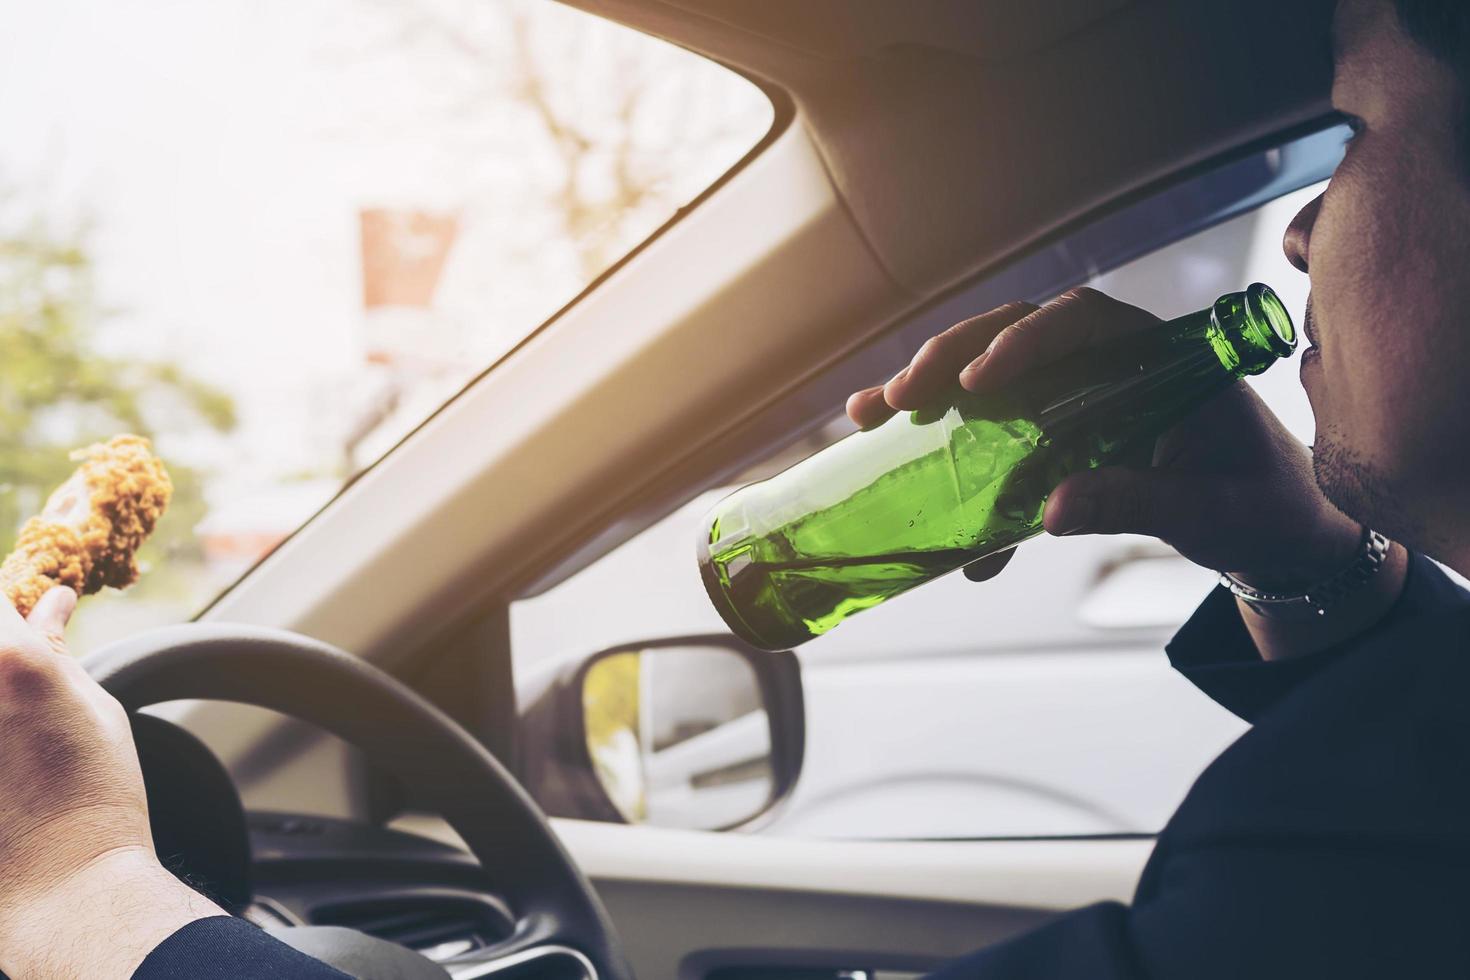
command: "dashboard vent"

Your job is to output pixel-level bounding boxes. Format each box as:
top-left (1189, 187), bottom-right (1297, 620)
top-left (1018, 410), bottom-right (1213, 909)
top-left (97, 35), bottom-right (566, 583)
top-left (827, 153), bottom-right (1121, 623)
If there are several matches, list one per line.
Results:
top-left (311, 891), bottom-right (514, 962)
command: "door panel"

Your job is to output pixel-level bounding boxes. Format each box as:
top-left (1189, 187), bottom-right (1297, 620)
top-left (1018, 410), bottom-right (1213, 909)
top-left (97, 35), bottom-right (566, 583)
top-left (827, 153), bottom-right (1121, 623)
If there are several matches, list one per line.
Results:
top-left (393, 815), bottom-right (1152, 979)
top-left (601, 880), bottom-right (1052, 980)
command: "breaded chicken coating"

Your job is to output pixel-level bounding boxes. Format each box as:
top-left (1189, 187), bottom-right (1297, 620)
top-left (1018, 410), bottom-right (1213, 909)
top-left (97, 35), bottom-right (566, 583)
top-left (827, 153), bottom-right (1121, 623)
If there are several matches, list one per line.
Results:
top-left (0, 435), bottom-right (172, 617)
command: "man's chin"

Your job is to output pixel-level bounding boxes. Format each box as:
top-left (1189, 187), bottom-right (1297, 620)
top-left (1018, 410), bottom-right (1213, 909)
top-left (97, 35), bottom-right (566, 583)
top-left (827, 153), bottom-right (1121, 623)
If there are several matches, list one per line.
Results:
top-left (1312, 429), bottom-right (1430, 552)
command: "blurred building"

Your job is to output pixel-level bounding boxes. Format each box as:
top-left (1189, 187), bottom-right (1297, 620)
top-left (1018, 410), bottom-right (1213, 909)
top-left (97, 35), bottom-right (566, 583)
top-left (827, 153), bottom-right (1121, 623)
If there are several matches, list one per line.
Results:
top-left (347, 207), bottom-right (466, 471)
top-left (196, 208), bottom-right (465, 585)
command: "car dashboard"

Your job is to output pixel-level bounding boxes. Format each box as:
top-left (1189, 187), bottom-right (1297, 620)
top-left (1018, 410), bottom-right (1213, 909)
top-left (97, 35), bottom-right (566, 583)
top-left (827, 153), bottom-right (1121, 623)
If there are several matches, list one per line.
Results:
top-left (136, 715), bottom-right (590, 980)
top-left (242, 812), bottom-right (590, 980)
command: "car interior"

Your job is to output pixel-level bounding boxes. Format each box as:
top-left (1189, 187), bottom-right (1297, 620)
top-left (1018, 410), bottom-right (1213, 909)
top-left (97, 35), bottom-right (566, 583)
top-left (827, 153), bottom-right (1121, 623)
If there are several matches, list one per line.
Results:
top-left (8, 0), bottom-right (1346, 978)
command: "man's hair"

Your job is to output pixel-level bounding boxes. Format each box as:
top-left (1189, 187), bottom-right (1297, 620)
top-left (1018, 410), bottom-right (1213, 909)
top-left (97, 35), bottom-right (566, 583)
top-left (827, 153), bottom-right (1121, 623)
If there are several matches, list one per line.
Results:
top-left (1393, 0), bottom-right (1470, 167)
top-left (1393, 0), bottom-right (1470, 63)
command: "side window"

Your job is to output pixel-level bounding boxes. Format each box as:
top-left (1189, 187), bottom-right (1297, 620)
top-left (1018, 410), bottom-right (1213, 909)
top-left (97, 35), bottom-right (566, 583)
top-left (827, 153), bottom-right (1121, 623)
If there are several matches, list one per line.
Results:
top-left (762, 185), bottom-right (1323, 841)
top-left (511, 181), bottom-right (1326, 839)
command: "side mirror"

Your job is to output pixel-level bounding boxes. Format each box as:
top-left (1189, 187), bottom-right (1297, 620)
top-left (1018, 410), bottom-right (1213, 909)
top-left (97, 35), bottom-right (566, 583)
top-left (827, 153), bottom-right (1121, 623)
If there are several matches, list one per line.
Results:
top-left (523, 637), bottom-right (803, 831)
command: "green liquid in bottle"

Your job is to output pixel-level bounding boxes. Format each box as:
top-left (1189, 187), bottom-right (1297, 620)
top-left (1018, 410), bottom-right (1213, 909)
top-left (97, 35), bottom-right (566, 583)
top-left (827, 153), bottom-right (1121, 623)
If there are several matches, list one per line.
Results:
top-left (699, 284), bottom-right (1296, 650)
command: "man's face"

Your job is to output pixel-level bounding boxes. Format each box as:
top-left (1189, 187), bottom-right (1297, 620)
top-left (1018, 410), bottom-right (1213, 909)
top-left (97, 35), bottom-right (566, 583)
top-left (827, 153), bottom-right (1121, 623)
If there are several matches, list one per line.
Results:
top-left (1286, 0), bottom-right (1470, 559)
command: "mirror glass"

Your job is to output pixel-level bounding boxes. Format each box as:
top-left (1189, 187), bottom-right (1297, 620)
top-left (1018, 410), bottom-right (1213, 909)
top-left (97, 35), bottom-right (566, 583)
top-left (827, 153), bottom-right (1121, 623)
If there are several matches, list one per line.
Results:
top-left (581, 645), bottom-right (773, 830)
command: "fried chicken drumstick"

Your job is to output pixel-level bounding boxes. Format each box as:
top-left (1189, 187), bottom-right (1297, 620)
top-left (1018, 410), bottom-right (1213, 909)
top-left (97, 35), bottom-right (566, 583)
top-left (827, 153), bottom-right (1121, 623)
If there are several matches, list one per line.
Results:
top-left (0, 435), bottom-right (172, 617)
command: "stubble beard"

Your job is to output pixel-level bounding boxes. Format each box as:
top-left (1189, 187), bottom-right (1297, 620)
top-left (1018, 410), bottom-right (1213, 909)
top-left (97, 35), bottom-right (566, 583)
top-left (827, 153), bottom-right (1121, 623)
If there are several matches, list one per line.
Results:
top-left (1312, 423), bottom-right (1435, 554)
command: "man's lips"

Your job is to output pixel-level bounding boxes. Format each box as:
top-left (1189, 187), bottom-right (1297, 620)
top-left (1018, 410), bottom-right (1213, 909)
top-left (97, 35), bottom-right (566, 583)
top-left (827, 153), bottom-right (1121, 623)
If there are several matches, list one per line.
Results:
top-left (1299, 298), bottom-right (1321, 382)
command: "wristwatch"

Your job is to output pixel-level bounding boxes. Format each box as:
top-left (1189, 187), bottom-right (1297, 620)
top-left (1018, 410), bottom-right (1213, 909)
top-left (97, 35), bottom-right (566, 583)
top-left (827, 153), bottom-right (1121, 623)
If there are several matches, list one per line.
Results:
top-left (1218, 527), bottom-right (1392, 620)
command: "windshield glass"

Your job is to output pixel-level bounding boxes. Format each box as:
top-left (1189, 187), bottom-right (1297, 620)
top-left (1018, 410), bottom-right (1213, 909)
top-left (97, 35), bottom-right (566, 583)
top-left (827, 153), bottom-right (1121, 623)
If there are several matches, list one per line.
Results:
top-left (0, 0), bottom-right (772, 648)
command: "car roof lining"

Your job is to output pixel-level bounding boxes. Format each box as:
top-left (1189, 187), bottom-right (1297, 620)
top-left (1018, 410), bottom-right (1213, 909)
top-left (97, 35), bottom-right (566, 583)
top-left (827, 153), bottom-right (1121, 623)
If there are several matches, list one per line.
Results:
top-left (595, 0), bottom-right (1139, 63)
top-left (559, 0), bottom-right (1336, 297)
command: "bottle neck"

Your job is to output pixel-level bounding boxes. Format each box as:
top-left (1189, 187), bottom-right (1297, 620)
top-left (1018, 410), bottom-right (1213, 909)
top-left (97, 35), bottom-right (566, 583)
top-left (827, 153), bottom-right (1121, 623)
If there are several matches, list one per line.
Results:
top-left (1027, 286), bottom-right (1294, 436)
top-left (1208, 283), bottom-right (1298, 378)
top-left (1033, 322), bottom-right (1224, 434)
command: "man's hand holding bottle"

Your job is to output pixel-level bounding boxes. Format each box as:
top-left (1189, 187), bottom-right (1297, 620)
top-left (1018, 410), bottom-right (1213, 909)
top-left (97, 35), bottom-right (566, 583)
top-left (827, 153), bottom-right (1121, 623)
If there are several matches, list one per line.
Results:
top-left (847, 288), bottom-right (1408, 660)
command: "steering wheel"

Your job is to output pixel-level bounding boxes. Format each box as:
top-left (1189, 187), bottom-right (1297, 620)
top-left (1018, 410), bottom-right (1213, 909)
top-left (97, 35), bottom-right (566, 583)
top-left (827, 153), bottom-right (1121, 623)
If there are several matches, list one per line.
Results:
top-left (85, 622), bottom-right (632, 980)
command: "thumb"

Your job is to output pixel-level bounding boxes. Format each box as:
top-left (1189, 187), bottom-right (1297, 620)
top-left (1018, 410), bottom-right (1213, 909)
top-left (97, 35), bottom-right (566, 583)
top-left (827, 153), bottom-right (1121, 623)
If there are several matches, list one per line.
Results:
top-left (27, 586), bottom-right (78, 654)
top-left (1043, 467), bottom-right (1215, 541)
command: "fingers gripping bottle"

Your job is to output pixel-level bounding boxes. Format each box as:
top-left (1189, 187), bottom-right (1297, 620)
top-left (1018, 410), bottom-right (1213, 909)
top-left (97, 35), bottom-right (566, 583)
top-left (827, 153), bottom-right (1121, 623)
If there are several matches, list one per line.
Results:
top-left (698, 284), bottom-right (1296, 650)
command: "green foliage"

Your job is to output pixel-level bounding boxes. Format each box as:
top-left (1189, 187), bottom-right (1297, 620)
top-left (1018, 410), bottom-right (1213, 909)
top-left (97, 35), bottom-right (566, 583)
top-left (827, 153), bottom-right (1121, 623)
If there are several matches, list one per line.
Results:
top-left (0, 211), bottom-right (235, 568)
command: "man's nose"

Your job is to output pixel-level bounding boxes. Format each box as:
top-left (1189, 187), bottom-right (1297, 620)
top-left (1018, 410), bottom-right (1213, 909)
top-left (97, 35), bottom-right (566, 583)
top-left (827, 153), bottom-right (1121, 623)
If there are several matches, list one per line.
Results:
top-left (1282, 193), bottom-right (1323, 274)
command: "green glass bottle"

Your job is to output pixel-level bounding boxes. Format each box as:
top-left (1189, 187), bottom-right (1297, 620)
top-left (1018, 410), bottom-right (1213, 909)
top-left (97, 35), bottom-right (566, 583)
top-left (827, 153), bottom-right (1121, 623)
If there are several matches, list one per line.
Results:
top-left (698, 283), bottom-right (1296, 651)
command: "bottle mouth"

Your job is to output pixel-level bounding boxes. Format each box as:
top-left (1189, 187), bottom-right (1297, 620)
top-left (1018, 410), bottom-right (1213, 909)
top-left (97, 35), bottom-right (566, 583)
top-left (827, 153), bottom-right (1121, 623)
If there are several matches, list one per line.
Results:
top-left (1244, 282), bottom-right (1297, 358)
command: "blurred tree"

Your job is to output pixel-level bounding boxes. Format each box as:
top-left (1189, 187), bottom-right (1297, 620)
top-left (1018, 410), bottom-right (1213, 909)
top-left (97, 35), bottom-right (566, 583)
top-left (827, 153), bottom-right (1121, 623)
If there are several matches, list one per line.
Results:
top-left (326, 0), bottom-right (768, 474)
top-left (353, 0), bottom-right (765, 279)
top-left (0, 207), bottom-right (236, 571)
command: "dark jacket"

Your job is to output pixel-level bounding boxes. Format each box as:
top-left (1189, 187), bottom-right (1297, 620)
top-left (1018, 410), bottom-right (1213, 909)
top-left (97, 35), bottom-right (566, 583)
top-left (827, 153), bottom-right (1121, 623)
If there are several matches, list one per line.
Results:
top-left (929, 551), bottom-right (1470, 978)
top-left (134, 916), bottom-right (350, 978)
top-left (135, 554), bottom-right (1470, 979)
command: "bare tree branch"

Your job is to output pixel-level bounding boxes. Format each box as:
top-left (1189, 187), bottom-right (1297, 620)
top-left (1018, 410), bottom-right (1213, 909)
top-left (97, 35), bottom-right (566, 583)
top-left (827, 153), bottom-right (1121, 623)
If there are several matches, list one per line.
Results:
top-left (346, 0), bottom-right (762, 279)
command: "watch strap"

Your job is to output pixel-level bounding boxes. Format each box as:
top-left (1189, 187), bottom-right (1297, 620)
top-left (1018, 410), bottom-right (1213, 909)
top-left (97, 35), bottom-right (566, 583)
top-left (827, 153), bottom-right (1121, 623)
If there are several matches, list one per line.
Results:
top-left (1218, 528), bottom-right (1391, 620)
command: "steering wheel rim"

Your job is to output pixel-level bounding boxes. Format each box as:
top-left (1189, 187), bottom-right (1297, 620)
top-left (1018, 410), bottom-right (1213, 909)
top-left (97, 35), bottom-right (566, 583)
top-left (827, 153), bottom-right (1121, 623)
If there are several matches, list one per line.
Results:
top-left (85, 622), bottom-right (631, 980)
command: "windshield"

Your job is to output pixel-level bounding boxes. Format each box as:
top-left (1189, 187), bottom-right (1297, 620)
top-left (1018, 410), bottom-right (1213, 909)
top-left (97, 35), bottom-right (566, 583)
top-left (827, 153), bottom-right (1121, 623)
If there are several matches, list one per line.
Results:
top-left (0, 0), bottom-right (772, 649)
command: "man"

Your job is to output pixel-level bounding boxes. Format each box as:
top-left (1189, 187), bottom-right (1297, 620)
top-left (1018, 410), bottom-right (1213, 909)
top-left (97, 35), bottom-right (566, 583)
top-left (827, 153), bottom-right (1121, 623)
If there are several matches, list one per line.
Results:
top-left (848, 0), bottom-right (1470, 974)
top-left (0, 0), bottom-right (1463, 976)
